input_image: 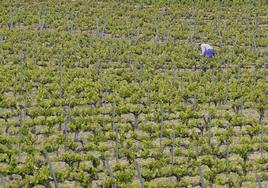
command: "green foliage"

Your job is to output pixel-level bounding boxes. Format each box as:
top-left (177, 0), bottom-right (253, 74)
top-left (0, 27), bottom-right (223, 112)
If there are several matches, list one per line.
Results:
top-left (0, 0), bottom-right (267, 187)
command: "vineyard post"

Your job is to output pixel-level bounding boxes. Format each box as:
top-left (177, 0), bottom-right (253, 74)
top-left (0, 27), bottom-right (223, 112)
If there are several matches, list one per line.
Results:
top-left (225, 63), bottom-right (229, 104)
top-left (237, 63), bottom-right (241, 81)
top-left (98, 59), bottom-right (104, 106)
top-left (33, 33), bottom-right (38, 65)
top-left (63, 99), bottom-right (71, 143)
top-left (263, 52), bottom-right (267, 70)
top-left (67, 91), bottom-right (71, 119)
top-left (252, 65), bottom-right (257, 87)
top-left (74, 114), bottom-right (79, 141)
top-left (195, 142), bottom-right (199, 160)
top-left (101, 19), bottom-right (106, 38)
top-left (198, 166), bottom-right (206, 188)
top-left (164, 30), bottom-right (169, 45)
top-left (44, 6), bottom-right (48, 16)
top-left (216, 9), bottom-right (223, 71)
top-left (232, 35), bottom-right (238, 59)
top-left (0, 174), bottom-right (5, 188)
top-left (256, 174), bottom-right (263, 188)
top-left (226, 139), bottom-right (230, 173)
top-left (240, 96), bottom-right (245, 121)
top-left (44, 150), bottom-right (59, 188)
top-left (252, 32), bottom-right (258, 58)
top-left (160, 106), bottom-right (164, 148)
top-left (217, 13), bottom-right (223, 50)
top-left (128, 59), bottom-right (132, 72)
top-left (172, 67), bottom-right (176, 87)
top-left (19, 50), bottom-right (24, 96)
top-left (141, 0), bottom-right (144, 8)
top-left (193, 92), bottom-right (197, 111)
top-left (171, 132), bottom-right (175, 167)
top-left (191, 1), bottom-right (195, 49)
top-left (8, 13), bottom-right (14, 29)
top-left (59, 53), bottom-right (63, 98)
top-left (105, 158), bottom-right (116, 188)
top-left (133, 110), bottom-right (140, 130)
top-left (260, 121), bottom-right (264, 156)
top-left (154, 16), bottom-right (159, 43)
top-left (182, 16), bottom-right (186, 33)
top-left (264, 52), bottom-right (267, 80)
top-left (24, 77), bottom-right (29, 112)
top-left (134, 63), bottom-right (138, 82)
top-left (96, 16), bottom-right (99, 37)
top-left (189, 2), bottom-right (196, 50)
top-left (67, 14), bottom-right (73, 33)
top-left (111, 101), bottom-right (119, 162)
top-left (114, 122), bottom-right (119, 162)
top-left (189, 24), bottom-right (194, 50)
top-left (210, 66), bottom-right (215, 84)
top-left (63, 116), bottom-right (68, 147)
top-left (214, 4), bottom-right (220, 33)
top-left (146, 81), bottom-right (151, 107)
top-left (18, 110), bottom-right (24, 161)
top-left (134, 29), bottom-right (140, 45)
top-left (67, 20), bottom-right (73, 33)
top-left (204, 115), bottom-right (211, 147)
top-left (105, 80), bottom-right (109, 102)
top-left (125, 16), bottom-right (129, 38)
top-left (208, 115), bottom-right (212, 147)
top-left (18, 50), bottom-right (25, 161)
top-left (133, 4), bottom-right (138, 22)
top-left (112, 101), bottom-right (116, 132)
top-left (254, 13), bottom-right (259, 54)
top-left (139, 63), bottom-right (143, 84)
top-left (109, 48), bottom-right (114, 62)
top-left (134, 160), bottom-right (144, 188)
top-left (99, 77), bottom-right (103, 106)
top-left (58, 100), bottom-right (64, 131)
top-left (179, 74), bottom-right (184, 93)
top-left (0, 35), bottom-right (2, 62)
top-left (241, 96), bottom-right (245, 114)
top-left (245, 10), bottom-right (250, 36)
top-left (38, 11), bottom-right (45, 32)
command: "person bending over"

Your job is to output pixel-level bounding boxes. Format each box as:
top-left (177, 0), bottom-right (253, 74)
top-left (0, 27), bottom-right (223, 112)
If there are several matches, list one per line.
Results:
top-left (200, 43), bottom-right (215, 58)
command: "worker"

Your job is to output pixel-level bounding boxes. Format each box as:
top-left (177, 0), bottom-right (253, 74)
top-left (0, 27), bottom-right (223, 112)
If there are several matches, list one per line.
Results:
top-left (200, 43), bottom-right (215, 58)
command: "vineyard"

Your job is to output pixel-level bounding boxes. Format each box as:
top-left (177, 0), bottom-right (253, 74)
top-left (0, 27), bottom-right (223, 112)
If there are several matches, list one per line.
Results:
top-left (0, 0), bottom-right (268, 187)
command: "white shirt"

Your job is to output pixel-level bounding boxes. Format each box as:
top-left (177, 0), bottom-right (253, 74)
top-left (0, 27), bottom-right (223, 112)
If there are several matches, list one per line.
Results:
top-left (201, 43), bottom-right (213, 55)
